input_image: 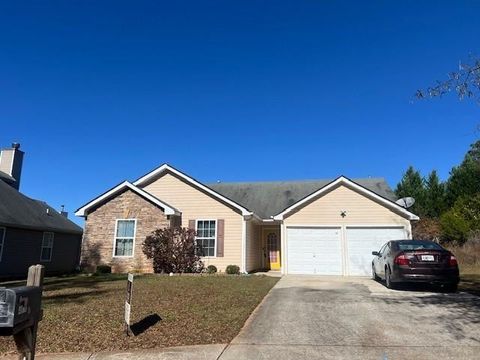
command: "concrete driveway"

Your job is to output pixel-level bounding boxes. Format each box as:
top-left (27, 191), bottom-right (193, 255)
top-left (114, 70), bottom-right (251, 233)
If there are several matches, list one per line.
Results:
top-left (220, 275), bottom-right (480, 360)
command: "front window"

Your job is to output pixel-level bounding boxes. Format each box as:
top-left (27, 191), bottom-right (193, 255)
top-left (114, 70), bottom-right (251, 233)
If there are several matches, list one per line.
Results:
top-left (196, 220), bottom-right (216, 257)
top-left (41, 232), bottom-right (54, 262)
top-left (114, 219), bottom-right (136, 257)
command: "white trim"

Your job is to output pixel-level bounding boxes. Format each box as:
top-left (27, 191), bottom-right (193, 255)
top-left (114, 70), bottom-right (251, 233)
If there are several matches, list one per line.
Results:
top-left (133, 164), bottom-right (253, 216)
top-left (280, 222), bottom-right (285, 274)
top-left (9, 150), bottom-right (15, 176)
top-left (273, 176), bottom-right (419, 221)
top-left (113, 219), bottom-right (137, 258)
top-left (0, 227), bottom-right (5, 262)
top-left (40, 232), bottom-right (54, 262)
top-left (344, 224), bottom-right (407, 229)
top-left (75, 181), bottom-right (180, 217)
top-left (262, 218), bottom-right (282, 224)
top-left (241, 218), bottom-right (247, 273)
top-left (285, 224), bottom-right (346, 228)
top-left (340, 225), bottom-right (347, 276)
top-left (407, 221), bottom-right (413, 239)
top-left (195, 219), bottom-right (217, 258)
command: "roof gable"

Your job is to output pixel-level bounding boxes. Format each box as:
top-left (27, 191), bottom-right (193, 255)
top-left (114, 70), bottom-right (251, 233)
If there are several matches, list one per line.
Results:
top-left (272, 176), bottom-right (418, 221)
top-left (133, 164), bottom-right (253, 216)
top-left (75, 181), bottom-right (180, 217)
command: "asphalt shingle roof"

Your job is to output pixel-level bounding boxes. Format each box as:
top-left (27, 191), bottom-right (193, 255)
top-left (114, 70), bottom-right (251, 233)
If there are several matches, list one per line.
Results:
top-left (208, 178), bottom-right (397, 219)
top-left (0, 179), bottom-right (83, 234)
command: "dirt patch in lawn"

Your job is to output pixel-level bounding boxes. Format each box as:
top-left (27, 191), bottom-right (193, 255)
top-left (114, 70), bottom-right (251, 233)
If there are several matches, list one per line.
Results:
top-left (0, 274), bottom-right (278, 355)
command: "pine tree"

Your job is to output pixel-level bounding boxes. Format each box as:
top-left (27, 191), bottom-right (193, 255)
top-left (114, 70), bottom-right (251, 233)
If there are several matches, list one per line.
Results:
top-left (424, 170), bottom-right (446, 218)
top-left (395, 166), bottom-right (426, 216)
top-left (445, 140), bottom-right (480, 206)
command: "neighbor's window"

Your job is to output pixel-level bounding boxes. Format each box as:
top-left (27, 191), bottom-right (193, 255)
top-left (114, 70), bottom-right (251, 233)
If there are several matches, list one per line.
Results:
top-left (41, 232), bottom-right (54, 262)
top-left (196, 220), bottom-right (216, 257)
top-left (114, 219), bottom-right (136, 257)
top-left (0, 227), bottom-right (5, 262)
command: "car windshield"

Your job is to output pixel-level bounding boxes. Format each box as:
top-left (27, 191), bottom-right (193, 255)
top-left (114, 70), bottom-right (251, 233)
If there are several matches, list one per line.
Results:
top-left (397, 240), bottom-right (443, 251)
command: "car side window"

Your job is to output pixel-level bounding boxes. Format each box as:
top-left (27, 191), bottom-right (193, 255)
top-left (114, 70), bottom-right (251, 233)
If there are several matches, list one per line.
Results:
top-left (385, 242), bottom-right (391, 255)
top-left (378, 244), bottom-right (387, 255)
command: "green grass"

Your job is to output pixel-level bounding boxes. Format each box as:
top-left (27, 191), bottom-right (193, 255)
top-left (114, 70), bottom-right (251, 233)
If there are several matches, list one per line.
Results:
top-left (0, 274), bottom-right (278, 355)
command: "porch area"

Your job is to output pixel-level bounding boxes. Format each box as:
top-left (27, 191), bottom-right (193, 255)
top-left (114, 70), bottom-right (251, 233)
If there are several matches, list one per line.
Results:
top-left (245, 222), bottom-right (282, 273)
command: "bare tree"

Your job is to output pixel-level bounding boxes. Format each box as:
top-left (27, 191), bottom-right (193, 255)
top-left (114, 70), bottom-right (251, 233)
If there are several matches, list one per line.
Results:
top-left (416, 56), bottom-right (480, 104)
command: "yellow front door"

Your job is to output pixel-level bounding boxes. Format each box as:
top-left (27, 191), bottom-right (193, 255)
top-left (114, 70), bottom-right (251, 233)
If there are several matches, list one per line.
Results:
top-left (264, 229), bottom-right (281, 270)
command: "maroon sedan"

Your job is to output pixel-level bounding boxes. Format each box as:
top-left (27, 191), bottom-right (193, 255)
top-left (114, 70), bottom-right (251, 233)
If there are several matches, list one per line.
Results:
top-left (372, 240), bottom-right (460, 292)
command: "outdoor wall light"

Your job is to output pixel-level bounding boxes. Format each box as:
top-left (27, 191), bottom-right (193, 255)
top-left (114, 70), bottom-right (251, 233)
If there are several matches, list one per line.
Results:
top-left (340, 210), bottom-right (347, 218)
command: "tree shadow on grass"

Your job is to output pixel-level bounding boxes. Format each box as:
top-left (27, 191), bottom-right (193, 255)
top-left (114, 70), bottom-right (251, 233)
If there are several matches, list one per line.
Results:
top-left (130, 314), bottom-right (162, 336)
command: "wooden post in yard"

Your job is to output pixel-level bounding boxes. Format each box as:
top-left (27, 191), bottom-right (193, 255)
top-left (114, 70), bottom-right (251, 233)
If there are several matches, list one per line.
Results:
top-left (125, 273), bottom-right (134, 336)
top-left (13, 265), bottom-right (44, 360)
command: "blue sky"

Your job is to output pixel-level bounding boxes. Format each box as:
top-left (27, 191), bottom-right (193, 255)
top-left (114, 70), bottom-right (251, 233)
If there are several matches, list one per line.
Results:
top-left (1, 1), bottom-right (478, 224)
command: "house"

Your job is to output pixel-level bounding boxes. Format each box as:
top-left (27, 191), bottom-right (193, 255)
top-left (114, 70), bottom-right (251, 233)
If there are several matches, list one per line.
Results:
top-left (76, 164), bottom-right (418, 276)
top-left (0, 143), bottom-right (83, 277)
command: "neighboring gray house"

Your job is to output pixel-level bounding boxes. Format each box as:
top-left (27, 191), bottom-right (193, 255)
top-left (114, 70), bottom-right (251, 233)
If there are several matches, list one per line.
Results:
top-left (0, 143), bottom-right (83, 277)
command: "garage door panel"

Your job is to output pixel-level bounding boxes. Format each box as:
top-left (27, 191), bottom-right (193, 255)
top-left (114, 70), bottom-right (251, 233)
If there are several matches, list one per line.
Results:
top-left (287, 227), bottom-right (342, 275)
top-left (346, 227), bottom-right (407, 276)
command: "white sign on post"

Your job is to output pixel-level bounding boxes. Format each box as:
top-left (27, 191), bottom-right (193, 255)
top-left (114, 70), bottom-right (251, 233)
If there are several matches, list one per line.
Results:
top-left (125, 273), bottom-right (134, 335)
top-left (124, 302), bottom-right (131, 325)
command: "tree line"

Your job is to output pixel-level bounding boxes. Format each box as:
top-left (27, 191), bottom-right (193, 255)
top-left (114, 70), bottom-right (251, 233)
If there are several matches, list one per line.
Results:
top-left (395, 140), bottom-right (480, 244)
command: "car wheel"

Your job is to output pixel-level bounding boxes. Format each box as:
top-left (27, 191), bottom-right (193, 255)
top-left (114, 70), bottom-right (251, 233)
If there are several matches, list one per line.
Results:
top-left (372, 264), bottom-right (379, 281)
top-left (385, 267), bottom-right (395, 289)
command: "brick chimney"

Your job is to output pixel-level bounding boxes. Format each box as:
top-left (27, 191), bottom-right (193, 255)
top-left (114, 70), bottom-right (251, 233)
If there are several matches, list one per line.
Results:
top-left (0, 142), bottom-right (24, 190)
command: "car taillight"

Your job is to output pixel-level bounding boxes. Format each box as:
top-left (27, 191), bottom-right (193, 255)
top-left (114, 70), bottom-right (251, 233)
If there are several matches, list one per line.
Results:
top-left (394, 254), bottom-right (410, 266)
top-left (449, 255), bottom-right (458, 267)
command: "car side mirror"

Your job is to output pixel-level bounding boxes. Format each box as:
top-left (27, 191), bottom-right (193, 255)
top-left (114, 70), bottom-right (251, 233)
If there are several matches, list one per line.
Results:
top-left (372, 251), bottom-right (380, 256)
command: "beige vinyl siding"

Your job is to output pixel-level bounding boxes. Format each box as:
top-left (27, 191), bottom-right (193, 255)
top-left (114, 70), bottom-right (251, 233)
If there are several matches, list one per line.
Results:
top-left (245, 221), bottom-right (262, 272)
top-left (284, 184), bottom-right (411, 230)
top-left (142, 172), bottom-right (243, 271)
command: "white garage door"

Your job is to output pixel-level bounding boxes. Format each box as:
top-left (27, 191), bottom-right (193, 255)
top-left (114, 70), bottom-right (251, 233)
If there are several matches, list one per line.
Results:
top-left (346, 227), bottom-right (407, 276)
top-left (287, 227), bottom-right (342, 275)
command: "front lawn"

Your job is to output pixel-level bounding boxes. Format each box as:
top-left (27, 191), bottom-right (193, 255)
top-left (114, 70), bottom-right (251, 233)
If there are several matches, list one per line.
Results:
top-left (0, 274), bottom-right (278, 355)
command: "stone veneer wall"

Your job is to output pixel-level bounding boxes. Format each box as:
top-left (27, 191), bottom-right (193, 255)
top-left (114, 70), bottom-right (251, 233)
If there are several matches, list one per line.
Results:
top-left (81, 189), bottom-right (172, 273)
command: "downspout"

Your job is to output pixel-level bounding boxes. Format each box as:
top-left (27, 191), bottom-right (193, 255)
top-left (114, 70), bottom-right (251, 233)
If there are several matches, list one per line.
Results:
top-left (407, 218), bottom-right (414, 239)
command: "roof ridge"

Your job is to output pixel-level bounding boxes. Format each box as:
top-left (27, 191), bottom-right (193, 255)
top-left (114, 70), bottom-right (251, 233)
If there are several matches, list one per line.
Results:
top-left (208, 177), bottom-right (386, 186)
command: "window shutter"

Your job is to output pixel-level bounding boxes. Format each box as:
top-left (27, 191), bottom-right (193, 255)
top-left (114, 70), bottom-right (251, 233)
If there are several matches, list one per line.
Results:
top-left (188, 220), bottom-right (196, 233)
top-left (217, 219), bottom-right (224, 257)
